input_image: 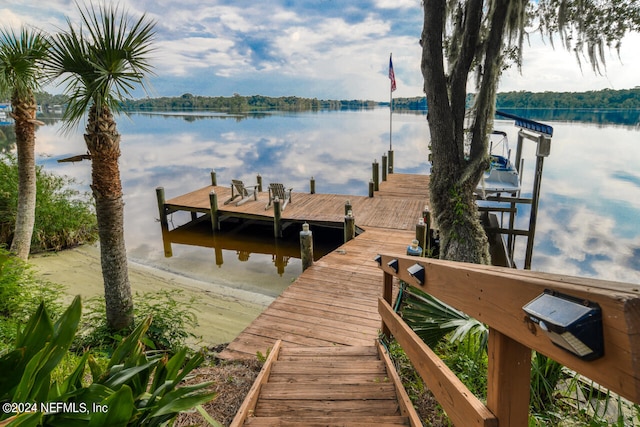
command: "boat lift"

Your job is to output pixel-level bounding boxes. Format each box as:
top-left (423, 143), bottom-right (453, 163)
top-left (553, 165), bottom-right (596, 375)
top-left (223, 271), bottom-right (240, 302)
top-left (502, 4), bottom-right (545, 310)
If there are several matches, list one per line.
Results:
top-left (479, 110), bottom-right (553, 269)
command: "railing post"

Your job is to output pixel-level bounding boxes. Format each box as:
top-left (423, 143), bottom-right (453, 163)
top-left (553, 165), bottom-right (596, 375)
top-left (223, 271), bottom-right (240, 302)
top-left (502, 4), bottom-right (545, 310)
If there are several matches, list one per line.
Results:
top-left (487, 328), bottom-right (531, 427)
top-left (381, 271), bottom-right (393, 340)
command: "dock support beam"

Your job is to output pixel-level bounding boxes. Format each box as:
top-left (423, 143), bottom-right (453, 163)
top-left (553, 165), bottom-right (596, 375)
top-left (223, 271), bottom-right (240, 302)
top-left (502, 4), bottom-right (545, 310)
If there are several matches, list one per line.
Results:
top-left (156, 187), bottom-right (168, 231)
top-left (273, 198), bottom-right (282, 238)
top-left (300, 223), bottom-right (314, 271)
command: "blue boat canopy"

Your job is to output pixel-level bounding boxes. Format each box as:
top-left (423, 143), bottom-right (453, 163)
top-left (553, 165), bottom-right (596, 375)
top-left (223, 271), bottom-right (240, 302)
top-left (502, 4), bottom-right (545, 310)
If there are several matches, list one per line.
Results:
top-left (496, 110), bottom-right (554, 137)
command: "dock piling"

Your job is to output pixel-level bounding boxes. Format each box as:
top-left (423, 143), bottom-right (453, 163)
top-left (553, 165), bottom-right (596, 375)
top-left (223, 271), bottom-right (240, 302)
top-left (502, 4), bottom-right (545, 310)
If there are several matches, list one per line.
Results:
top-left (273, 197), bottom-right (282, 238)
top-left (310, 176), bottom-right (316, 194)
top-left (388, 150), bottom-right (394, 174)
top-left (209, 191), bottom-right (219, 233)
top-left (382, 154), bottom-right (388, 181)
top-left (344, 210), bottom-right (355, 242)
top-left (369, 180), bottom-right (374, 197)
top-left (210, 170), bottom-right (217, 186)
top-left (156, 187), bottom-right (168, 230)
top-left (344, 200), bottom-right (352, 216)
top-left (415, 218), bottom-right (427, 257)
top-left (257, 174), bottom-right (263, 192)
top-left (300, 223), bottom-right (314, 271)
top-left (372, 160), bottom-right (379, 191)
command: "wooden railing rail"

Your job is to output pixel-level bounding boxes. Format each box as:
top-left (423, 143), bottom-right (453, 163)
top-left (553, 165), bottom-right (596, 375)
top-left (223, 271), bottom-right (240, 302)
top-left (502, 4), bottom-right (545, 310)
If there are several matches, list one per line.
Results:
top-left (377, 253), bottom-right (640, 427)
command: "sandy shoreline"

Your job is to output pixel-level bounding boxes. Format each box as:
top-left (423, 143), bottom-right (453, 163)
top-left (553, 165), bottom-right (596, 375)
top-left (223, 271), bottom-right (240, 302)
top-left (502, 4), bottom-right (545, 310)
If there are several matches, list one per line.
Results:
top-left (29, 244), bottom-right (270, 347)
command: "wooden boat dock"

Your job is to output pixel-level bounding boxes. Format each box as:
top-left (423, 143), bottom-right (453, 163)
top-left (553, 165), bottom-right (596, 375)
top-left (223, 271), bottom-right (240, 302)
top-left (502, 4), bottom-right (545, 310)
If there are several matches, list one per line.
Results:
top-left (156, 172), bottom-right (432, 359)
top-left (159, 173), bottom-right (430, 232)
top-left (158, 172), bottom-right (431, 425)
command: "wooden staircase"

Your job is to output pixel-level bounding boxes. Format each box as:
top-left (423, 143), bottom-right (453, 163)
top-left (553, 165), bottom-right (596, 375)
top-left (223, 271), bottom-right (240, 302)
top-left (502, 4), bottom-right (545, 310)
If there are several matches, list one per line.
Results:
top-left (230, 341), bottom-right (421, 426)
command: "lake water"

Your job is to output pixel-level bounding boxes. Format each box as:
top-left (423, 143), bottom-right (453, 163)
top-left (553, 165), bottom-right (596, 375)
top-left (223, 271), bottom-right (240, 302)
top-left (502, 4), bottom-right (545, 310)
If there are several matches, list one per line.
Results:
top-left (32, 108), bottom-right (640, 294)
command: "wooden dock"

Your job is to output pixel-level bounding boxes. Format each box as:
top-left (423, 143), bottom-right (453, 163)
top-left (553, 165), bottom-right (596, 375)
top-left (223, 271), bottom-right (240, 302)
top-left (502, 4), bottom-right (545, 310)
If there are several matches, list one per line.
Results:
top-left (161, 173), bottom-right (430, 231)
top-left (156, 173), bottom-right (431, 360)
top-left (160, 173), bottom-right (430, 425)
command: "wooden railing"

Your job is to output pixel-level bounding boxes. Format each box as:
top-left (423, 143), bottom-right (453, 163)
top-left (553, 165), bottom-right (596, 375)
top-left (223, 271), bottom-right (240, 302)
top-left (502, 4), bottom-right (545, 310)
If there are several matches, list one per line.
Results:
top-left (377, 253), bottom-right (640, 427)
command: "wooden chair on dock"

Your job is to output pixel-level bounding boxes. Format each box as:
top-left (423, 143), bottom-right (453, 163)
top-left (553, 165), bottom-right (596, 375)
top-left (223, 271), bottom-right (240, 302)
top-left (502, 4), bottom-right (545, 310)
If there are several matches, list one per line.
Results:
top-left (265, 182), bottom-right (292, 210)
top-left (224, 179), bottom-right (259, 206)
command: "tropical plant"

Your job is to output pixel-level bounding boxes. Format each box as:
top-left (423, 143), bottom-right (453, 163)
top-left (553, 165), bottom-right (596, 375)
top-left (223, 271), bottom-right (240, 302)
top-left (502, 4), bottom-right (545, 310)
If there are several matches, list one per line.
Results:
top-left (421, 0), bottom-right (640, 263)
top-left (0, 27), bottom-right (50, 260)
top-left (0, 296), bottom-right (217, 426)
top-left (0, 152), bottom-right (98, 252)
top-left (401, 284), bottom-right (488, 350)
top-left (76, 289), bottom-right (200, 354)
top-left (0, 246), bottom-right (62, 351)
top-left (46, 2), bottom-right (156, 330)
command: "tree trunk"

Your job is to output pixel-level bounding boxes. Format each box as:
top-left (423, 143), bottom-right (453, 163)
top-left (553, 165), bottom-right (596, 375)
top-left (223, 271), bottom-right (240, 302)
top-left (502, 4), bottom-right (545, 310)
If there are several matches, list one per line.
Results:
top-left (421, 0), bottom-right (491, 264)
top-left (9, 92), bottom-right (38, 260)
top-left (85, 104), bottom-right (134, 331)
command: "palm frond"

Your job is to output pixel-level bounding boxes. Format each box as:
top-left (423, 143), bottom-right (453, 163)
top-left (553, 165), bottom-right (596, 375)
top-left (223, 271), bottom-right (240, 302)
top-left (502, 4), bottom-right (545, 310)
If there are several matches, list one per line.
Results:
top-left (0, 27), bottom-right (50, 99)
top-left (401, 286), bottom-right (488, 350)
top-left (45, 1), bottom-right (156, 131)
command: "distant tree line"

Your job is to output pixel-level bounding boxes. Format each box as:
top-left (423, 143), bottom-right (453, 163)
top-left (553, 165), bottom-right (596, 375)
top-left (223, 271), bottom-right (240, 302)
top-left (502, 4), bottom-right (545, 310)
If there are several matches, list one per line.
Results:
top-left (14, 88), bottom-right (639, 115)
top-left (120, 93), bottom-right (379, 112)
top-left (390, 88), bottom-right (640, 110)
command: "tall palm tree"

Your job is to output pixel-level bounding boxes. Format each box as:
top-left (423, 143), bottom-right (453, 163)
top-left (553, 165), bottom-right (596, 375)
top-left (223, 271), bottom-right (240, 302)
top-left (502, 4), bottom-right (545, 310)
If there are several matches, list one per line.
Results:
top-left (0, 28), bottom-right (49, 260)
top-left (47, 3), bottom-right (155, 330)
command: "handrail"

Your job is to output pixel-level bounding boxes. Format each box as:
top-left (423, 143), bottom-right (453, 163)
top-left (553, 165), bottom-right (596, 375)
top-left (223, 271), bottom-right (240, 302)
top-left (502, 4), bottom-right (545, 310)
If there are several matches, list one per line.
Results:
top-left (377, 253), bottom-right (640, 427)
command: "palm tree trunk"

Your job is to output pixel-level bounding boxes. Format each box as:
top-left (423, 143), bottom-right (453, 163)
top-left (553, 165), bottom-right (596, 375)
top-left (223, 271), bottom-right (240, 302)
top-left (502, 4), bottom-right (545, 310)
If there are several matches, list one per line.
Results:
top-left (9, 92), bottom-right (37, 260)
top-left (85, 105), bottom-right (134, 331)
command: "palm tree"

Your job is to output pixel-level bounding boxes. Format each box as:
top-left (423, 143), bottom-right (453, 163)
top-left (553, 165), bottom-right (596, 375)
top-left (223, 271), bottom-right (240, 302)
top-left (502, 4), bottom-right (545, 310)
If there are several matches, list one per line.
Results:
top-left (47, 3), bottom-right (155, 330)
top-left (0, 28), bottom-right (49, 260)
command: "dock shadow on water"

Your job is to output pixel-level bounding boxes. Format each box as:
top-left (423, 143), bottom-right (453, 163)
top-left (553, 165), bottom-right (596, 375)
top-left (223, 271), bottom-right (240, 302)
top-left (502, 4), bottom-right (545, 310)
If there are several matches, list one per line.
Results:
top-left (161, 214), bottom-right (344, 277)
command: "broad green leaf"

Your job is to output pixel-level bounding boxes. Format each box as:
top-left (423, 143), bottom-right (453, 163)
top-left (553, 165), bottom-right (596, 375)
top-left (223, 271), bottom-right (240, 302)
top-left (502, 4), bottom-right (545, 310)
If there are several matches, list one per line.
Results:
top-left (107, 316), bottom-right (152, 369)
top-left (87, 385), bottom-right (135, 427)
top-left (3, 411), bottom-right (42, 427)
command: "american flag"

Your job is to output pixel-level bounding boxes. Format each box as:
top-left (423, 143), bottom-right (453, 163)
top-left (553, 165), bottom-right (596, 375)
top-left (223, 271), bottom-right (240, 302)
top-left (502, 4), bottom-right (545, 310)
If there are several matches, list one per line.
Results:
top-left (389, 56), bottom-right (397, 92)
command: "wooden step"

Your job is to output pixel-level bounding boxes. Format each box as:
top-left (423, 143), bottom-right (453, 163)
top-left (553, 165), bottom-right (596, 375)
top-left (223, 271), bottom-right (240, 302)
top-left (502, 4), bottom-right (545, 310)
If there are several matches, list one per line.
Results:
top-left (230, 341), bottom-right (421, 427)
top-left (242, 415), bottom-right (411, 426)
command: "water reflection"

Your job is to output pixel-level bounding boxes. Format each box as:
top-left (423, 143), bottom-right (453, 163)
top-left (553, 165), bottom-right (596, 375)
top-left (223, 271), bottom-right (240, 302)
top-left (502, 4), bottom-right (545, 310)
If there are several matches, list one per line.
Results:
top-left (31, 109), bottom-right (640, 289)
top-left (160, 218), bottom-right (343, 276)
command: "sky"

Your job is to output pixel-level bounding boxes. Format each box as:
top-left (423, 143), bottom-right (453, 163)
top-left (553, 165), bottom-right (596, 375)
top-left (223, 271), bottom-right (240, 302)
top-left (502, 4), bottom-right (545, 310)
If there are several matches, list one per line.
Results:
top-left (2, 0), bottom-right (639, 101)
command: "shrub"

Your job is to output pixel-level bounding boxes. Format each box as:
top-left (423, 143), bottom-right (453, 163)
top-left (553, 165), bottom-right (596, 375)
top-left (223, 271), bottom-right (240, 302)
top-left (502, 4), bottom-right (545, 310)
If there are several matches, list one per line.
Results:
top-left (75, 289), bottom-right (200, 354)
top-left (0, 153), bottom-right (98, 253)
top-left (0, 297), bottom-right (217, 426)
top-left (0, 247), bottom-right (62, 351)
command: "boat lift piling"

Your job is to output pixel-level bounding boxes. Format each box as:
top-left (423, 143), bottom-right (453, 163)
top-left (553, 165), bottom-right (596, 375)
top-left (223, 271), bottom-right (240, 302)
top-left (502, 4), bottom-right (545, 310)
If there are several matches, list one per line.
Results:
top-left (481, 111), bottom-right (553, 269)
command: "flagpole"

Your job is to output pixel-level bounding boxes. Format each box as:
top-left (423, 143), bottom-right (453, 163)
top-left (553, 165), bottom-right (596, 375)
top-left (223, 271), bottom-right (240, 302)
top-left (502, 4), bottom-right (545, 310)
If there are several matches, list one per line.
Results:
top-left (389, 52), bottom-right (393, 152)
